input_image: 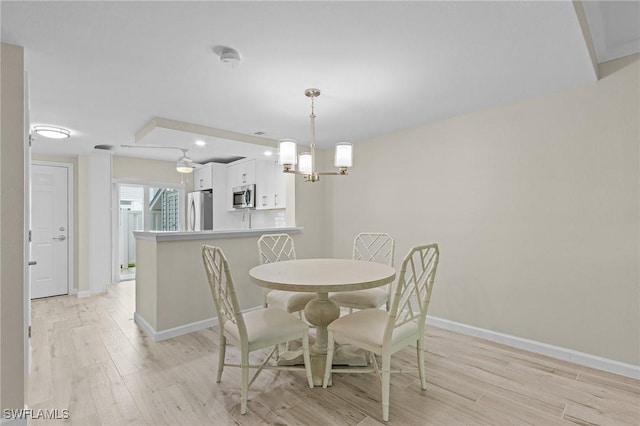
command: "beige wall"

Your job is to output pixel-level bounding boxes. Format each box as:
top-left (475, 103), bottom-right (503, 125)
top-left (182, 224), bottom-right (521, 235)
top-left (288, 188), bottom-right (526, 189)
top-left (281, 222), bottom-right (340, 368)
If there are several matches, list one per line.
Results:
top-left (1, 42), bottom-right (25, 412)
top-left (292, 151), bottom-right (333, 259)
top-left (327, 56), bottom-right (640, 366)
top-left (113, 155), bottom-right (189, 186)
top-left (77, 156), bottom-right (89, 291)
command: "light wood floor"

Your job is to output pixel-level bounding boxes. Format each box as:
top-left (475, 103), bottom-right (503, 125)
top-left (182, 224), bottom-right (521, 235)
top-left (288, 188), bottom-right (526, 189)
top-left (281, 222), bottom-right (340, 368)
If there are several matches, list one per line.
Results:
top-left (28, 281), bottom-right (639, 425)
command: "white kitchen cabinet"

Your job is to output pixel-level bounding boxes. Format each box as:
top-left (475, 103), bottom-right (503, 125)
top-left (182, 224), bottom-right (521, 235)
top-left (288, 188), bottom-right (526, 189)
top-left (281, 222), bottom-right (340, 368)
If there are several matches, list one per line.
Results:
top-left (256, 160), bottom-right (286, 210)
top-left (274, 163), bottom-right (286, 209)
top-left (193, 163), bottom-right (214, 190)
top-left (227, 159), bottom-right (256, 188)
top-left (226, 159), bottom-right (256, 211)
top-left (256, 160), bottom-right (274, 209)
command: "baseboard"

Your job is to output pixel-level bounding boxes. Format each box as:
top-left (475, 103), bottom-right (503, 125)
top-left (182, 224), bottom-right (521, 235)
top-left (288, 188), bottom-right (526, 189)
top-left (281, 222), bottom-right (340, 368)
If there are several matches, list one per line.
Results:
top-left (134, 306), bottom-right (263, 342)
top-left (133, 312), bottom-right (193, 342)
top-left (76, 290), bottom-right (91, 298)
top-left (133, 312), bottom-right (156, 339)
top-left (426, 315), bottom-right (640, 380)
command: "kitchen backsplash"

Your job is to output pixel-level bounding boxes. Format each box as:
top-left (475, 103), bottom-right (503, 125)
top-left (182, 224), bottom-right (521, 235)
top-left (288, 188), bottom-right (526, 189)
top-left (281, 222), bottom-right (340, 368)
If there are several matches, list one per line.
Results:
top-left (216, 208), bottom-right (289, 230)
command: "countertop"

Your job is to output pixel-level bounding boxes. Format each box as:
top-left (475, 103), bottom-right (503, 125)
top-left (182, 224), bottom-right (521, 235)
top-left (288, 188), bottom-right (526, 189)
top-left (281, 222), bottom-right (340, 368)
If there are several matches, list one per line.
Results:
top-left (133, 227), bottom-right (302, 242)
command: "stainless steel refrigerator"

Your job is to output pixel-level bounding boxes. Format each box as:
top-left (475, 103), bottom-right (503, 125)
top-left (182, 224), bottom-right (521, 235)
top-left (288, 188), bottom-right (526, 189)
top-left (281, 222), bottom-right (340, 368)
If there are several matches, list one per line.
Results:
top-left (187, 191), bottom-right (213, 231)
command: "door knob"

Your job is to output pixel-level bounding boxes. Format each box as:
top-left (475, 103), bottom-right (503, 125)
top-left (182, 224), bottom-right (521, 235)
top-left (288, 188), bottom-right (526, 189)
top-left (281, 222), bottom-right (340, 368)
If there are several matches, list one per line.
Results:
top-left (52, 235), bottom-right (66, 241)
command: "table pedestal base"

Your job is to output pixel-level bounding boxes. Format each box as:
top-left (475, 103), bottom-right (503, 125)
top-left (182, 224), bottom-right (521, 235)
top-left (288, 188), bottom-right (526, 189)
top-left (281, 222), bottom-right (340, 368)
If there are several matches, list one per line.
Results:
top-left (276, 342), bottom-right (369, 386)
top-left (274, 292), bottom-right (372, 385)
top-left (310, 354), bottom-right (329, 387)
top-left (333, 345), bottom-right (368, 367)
top-left (276, 344), bottom-right (368, 366)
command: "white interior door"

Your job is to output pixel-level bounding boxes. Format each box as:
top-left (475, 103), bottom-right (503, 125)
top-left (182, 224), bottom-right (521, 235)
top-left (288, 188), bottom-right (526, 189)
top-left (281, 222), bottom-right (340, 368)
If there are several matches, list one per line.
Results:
top-left (31, 164), bottom-right (69, 298)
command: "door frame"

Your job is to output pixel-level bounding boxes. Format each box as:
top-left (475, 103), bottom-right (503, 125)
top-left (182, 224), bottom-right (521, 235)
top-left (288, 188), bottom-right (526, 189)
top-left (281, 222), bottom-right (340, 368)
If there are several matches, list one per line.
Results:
top-left (31, 160), bottom-right (75, 296)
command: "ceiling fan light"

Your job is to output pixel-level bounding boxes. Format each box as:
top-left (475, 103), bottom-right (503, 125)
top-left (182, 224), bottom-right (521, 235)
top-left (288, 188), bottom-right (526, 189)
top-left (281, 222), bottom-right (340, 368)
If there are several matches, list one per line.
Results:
top-left (176, 156), bottom-right (194, 173)
top-left (33, 125), bottom-right (71, 139)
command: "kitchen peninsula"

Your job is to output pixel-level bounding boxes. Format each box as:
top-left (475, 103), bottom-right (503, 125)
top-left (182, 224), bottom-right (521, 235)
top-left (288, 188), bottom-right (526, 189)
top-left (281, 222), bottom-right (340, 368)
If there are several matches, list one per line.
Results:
top-left (132, 150), bottom-right (331, 341)
top-left (134, 227), bottom-right (302, 341)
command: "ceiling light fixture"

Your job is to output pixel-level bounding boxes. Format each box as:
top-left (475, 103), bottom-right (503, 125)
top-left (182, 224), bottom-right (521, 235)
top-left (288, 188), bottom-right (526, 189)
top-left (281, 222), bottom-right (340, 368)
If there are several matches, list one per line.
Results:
top-left (32, 125), bottom-right (71, 139)
top-left (278, 88), bottom-right (353, 182)
top-left (120, 145), bottom-right (195, 174)
top-left (176, 149), bottom-right (195, 173)
top-left (195, 140), bottom-right (206, 146)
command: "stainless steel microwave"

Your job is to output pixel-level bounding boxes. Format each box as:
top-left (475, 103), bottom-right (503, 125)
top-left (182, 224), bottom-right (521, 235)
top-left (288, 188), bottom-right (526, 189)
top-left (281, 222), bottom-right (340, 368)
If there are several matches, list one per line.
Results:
top-left (232, 184), bottom-right (256, 209)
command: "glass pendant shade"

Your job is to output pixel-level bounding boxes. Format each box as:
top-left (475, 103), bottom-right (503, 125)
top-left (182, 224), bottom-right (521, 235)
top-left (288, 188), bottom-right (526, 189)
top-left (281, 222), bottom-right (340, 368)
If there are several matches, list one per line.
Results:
top-left (278, 139), bottom-right (297, 166)
top-left (334, 143), bottom-right (353, 168)
top-left (298, 152), bottom-right (313, 174)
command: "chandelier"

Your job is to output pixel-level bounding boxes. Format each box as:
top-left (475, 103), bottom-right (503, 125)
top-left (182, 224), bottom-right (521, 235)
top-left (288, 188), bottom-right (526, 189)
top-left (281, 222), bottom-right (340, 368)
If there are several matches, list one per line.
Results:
top-left (278, 88), bottom-right (353, 182)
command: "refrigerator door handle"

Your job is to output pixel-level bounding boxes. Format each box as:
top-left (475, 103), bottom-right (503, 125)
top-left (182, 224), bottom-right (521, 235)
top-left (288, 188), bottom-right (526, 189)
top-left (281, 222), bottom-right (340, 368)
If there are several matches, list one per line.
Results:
top-left (189, 198), bottom-right (196, 231)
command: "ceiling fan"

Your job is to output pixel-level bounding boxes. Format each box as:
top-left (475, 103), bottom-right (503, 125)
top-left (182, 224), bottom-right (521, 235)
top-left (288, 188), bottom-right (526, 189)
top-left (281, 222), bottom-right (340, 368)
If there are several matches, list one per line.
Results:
top-left (120, 144), bottom-right (200, 173)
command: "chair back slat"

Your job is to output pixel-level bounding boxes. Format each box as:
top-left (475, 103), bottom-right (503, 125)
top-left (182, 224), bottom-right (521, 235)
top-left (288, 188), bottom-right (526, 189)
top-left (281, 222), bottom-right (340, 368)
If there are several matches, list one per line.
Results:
top-left (202, 245), bottom-right (246, 337)
top-left (258, 233), bottom-right (296, 264)
top-left (353, 233), bottom-right (395, 266)
top-left (386, 244), bottom-right (439, 334)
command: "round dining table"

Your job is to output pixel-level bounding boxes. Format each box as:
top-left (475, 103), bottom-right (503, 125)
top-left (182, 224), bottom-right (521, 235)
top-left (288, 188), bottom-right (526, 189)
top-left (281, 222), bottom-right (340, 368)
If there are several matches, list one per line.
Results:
top-left (249, 258), bottom-right (396, 385)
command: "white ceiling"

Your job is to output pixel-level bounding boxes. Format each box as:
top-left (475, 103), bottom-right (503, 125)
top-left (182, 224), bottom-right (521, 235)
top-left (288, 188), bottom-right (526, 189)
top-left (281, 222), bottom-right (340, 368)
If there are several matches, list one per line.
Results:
top-left (1, 1), bottom-right (638, 164)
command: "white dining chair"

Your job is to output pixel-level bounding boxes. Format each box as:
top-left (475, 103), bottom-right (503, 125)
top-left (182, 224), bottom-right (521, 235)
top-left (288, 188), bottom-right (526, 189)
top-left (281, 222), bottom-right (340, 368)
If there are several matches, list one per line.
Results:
top-left (330, 232), bottom-right (395, 311)
top-left (202, 245), bottom-right (314, 415)
top-left (322, 243), bottom-right (440, 422)
top-left (257, 234), bottom-right (315, 315)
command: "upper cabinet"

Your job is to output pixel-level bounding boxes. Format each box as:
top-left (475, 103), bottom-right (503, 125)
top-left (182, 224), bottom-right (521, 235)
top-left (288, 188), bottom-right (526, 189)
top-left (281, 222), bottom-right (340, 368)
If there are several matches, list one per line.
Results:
top-left (193, 163), bottom-right (214, 190)
top-left (226, 159), bottom-right (256, 211)
top-left (256, 159), bottom-right (286, 210)
top-left (226, 158), bottom-right (286, 211)
top-left (274, 163), bottom-right (287, 209)
top-left (227, 159), bottom-right (256, 188)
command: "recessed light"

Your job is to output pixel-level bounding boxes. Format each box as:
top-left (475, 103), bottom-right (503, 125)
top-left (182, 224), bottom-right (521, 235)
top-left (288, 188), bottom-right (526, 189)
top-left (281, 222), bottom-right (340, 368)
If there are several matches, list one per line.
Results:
top-left (254, 131), bottom-right (266, 136)
top-left (195, 140), bottom-right (206, 146)
top-left (264, 151), bottom-right (273, 157)
top-left (32, 125), bottom-right (71, 139)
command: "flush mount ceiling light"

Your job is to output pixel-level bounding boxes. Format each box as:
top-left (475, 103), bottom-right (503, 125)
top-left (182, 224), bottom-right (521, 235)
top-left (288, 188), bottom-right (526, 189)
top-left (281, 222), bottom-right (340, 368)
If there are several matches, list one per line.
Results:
top-left (278, 88), bottom-right (353, 182)
top-left (121, 145), bottom-right (195, 174)
top-left (32, 125), bottom-right (71, 139)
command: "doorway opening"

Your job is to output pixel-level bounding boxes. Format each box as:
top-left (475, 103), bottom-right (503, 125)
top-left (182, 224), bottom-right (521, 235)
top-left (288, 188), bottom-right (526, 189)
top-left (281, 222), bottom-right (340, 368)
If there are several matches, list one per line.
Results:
top-left (118, 185), bottom-right (143, 281)
top-left (115, 183), bottom-right (184, 282)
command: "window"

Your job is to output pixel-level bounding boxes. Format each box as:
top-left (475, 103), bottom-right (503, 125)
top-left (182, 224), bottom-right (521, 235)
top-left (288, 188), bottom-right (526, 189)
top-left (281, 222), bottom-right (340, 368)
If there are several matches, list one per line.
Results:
top-left (149, 187), bottom-right (180, 231)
